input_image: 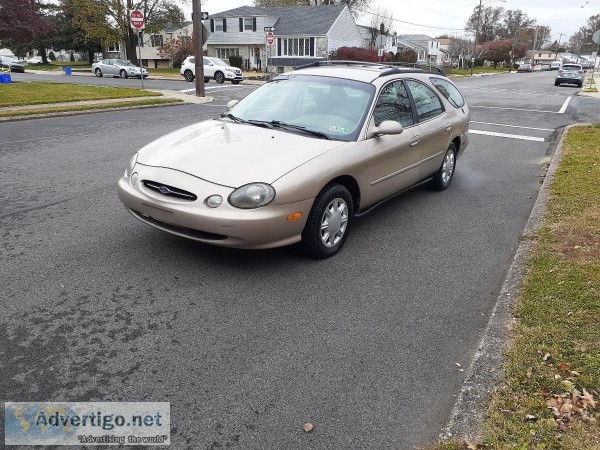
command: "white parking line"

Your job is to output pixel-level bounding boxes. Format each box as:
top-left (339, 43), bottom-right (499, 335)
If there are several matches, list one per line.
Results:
top-left (558, 96), bottom-right (572, 113)
top-left (469, 129), bottom-right (545, 142)
top-left (470, 121), bottom-right (553, 131)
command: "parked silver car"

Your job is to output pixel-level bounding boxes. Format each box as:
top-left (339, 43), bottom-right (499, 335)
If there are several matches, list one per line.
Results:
top-left (118, 62), bottom-right (470, 258)
top-left (555, 63), bottom-right (584, 87)
top-left (92, 59), bottom-right (148, 79)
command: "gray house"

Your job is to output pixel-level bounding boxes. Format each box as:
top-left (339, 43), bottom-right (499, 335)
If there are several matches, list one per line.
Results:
top-left (208, 5), bottom-right (363, 73)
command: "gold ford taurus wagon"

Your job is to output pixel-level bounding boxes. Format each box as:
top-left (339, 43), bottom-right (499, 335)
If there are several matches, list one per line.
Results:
top-left (118, 61), bottom-right (471, 258)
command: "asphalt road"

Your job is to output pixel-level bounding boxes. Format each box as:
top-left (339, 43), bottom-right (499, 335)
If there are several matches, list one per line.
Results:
top-left (1, 70), bottom-right (598, 449)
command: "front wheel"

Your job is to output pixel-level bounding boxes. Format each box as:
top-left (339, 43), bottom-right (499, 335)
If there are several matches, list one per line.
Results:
top-left (554, 81), bottom-right (560, 86)
top-left (301, 184), bottom-right (353, 259)
top-left (95, 68), bottom-right (103, 77)
top-left (119, 69), bottom-right (127, 79)
top-left (183, 70), bottom-right (194, 82)
top-left (214, 71), bottom-right (225, 84)
top-left (431, 143), bottom-right (456, 191)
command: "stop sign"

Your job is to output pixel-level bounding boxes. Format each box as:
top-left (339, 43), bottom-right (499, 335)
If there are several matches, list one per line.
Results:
top-left (266, 32), bottom-right (274, 45)
top-left (130, 10), bottom-right (145, 29)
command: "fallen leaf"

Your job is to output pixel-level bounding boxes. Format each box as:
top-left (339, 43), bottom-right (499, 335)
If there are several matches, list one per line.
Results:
top-left (558, 421), bottom-right (568, 431)
top-left (569, 370), bottom-right (581, 377)
top-left (455, 363), bottom-right (462, 368)
top-left (525, 414), bottom-right (538, 421)
top-left (582, 389), bottom-right (597, 410)
top-left (542, 352), bottom-right (551, 361)
top-left (561, 380), bottom-right (574, 391)
top-left (303, 423), bottom-right (314, 433)
top-left (554, 374), bottom-right (562, 380)
top-left (557, 362), bottom-right (571, 372)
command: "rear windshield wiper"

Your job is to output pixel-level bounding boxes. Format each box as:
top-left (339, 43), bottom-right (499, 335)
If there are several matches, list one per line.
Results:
top-left (269, 121), bottom-right (330, 140)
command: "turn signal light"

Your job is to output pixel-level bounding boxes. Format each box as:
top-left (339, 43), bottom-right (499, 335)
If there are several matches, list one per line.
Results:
top-left (287, 212), bottom-right (302, 221)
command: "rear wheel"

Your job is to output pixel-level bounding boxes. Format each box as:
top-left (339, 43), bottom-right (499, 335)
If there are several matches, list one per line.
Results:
top-left (301, 184), bottom-right (353, 259)
top-left (119, 69), bottom-right (127, 79)
top-left (95, 68), bottom-right (103, 77)
top-left (214, 71), bottom-right (225, 84)
top-left (183, 70), bottom-right (194, 82)
top-left (204, 77), bottom-right (209, 83)
top-left (431, 143), bottom-right (456, 191)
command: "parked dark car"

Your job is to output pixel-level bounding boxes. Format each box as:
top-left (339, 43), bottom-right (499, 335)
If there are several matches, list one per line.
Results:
top-left (0, 55), bottom-right (25, 73)
top-left (517, 63), bottom-right (532, 73)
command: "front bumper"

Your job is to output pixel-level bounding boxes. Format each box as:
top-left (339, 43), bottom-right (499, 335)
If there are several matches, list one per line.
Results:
top-left (117, 165), bottom-right (312, 249)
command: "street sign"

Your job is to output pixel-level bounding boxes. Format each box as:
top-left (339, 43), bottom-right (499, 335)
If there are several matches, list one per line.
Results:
top-left (201, 22), bottom-right (211, 46)
top-left (592, 30), bottom-right (600, 44)
top-left (130, 10), bottom-right (145, 30)
top-left (266, 31), bottom-right (274, 46)
top-left (264, 27), bottom-right (275, 32)
top-left (201, 12), bottom-right (209, 20)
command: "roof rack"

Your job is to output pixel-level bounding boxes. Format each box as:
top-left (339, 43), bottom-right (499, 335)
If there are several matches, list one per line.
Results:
top-left (294, 60), bottom-right (389, 70)
top-left (293, 60), bottom-right (447, 77)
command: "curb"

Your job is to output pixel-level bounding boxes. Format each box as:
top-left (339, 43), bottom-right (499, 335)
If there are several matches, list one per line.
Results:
top-left (439, 123), bottom-right (589, 443)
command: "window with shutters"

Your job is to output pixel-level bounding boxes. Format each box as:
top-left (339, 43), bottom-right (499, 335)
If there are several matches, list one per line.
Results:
top-left (244, 18), bottom-right (253, 31)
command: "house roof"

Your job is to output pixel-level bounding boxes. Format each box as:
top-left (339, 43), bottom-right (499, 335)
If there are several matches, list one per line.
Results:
top-left (211, 5), bottom-right (347, 35)
top-left (397, 34), bottom-right (434, 41)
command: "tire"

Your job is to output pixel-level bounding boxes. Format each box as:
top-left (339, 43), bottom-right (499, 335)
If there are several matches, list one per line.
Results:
top-left (183, 70), bottom-right (194, 82)
top-left (214, 71), bottom-right (225, 84)
top-left (578, 82), bottom-right (583, 88)
top-left (554, 81), bottom-right (560, 86)
top-left (301, 184), bottom-right (353, 259)
top-left (231, 80), bottom-right (240, 85)
top-left (119, 69), bottom-right (127, 79)
top-left (95, 68), bottom-right (103, 77)
top-left (431, 143), bottom-right (457, 191)
top-left (204, 77), bottom-right (209, 83)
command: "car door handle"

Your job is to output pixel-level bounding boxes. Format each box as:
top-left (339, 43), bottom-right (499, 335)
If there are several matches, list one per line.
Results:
top-left (445, 123), bottom-right (452, 132)
top-left (410, 136), bottom-right (420, 147)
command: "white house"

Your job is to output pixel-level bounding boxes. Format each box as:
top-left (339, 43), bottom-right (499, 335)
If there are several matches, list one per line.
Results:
top-left (207, 5), bottom-right (363, 73)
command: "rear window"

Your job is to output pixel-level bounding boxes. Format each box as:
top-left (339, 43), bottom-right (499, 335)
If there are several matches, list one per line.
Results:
top-left (430, 77), bottom-right (465, 108)
top-left (562, 65), bottom-right (581, 70)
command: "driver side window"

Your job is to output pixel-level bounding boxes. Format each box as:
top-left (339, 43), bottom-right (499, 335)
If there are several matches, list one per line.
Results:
top-left (373, 81), bottom-right (414, 127)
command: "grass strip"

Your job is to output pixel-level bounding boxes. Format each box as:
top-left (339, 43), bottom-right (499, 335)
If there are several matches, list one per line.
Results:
top-left (435, 125), bottom-right (600, 449)
top-left (0, 98), bottom-right (182, 118)
top-left (0, 82), bottom-right (160, 107)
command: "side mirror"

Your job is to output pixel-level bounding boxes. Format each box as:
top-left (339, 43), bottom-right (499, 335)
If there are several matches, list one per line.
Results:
top-left (226, 99), bottom-right (239, 109)
top-left (367, 120), bottom-right (404, 138)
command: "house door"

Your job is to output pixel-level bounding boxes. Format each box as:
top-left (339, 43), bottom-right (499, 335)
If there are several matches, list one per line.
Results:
top-left (254, 47), bottom-right (261, 71)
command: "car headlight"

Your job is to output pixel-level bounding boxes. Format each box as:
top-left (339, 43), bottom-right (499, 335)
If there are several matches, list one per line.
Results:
top-left (228, 183), bottom-right (275, 209)
top-left (125, 153), bottom-right (138, 178)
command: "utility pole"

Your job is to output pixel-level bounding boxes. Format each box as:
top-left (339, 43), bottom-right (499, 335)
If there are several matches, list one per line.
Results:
top-left (530, 26), bottom-right (539, 65)
top-left (555, 32), bottom-right (564, 61)
top-left (191, 0), bottom-right (205, 97)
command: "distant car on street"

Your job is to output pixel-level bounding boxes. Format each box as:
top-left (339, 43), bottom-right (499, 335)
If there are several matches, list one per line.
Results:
top-left (180, 56), bottom-right (244, 84)
top-left (0, 55), bottom-right (25, 73)
top-left (550, 61), bottom-right (562, 70)
top-left (517, 63), bottom-right (532, 73)
top-left (26, 56), bottom-right (44, 65)
top-left (92, 59), bottom-right (148, 79)
top-left (555, 63), bottom-right (584, 87)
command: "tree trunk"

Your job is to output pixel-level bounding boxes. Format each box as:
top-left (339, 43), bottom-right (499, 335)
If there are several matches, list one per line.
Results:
top-left (126, 28), bottom-right (138, 65)
top-left (39, 47), bottom-right (48, 65)
top-left (88, 49), bottom-right (95, 63)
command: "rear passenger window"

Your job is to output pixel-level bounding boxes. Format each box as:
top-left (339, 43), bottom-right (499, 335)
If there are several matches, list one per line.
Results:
top-left (406, 80), bottom-right (444, 122)
top-left (373, 81), bottom-right (414, 127)
top-left (430, 77), bottom-right (465, 108)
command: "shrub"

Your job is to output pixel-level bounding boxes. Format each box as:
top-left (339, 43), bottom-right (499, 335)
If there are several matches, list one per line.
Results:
top-left (394, 49), bottom-right (417, 63)
top-left (158, 38), bottom-right (195, 68)
top-left (48, 51), bottom-right (56, 61)
top-left (229, 55), bottom-right (242, 69)
top-left (329, 47), bottom-right (386, 63)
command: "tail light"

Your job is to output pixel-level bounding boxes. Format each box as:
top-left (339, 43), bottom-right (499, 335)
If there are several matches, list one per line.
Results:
top-left (577, 70), bottom-right (583, 74)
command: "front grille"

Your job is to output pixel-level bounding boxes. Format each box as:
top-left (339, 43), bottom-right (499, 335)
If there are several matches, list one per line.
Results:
top-left (234, 69), bottom-right (242, 75)
top-left (143, 180), bottom-right (197, 201)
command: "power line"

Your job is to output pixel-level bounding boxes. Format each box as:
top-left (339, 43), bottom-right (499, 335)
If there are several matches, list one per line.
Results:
top-left (354, 7), bottom-right (465, 31)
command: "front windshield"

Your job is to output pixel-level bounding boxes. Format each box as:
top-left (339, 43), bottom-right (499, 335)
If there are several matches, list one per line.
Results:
top-left (228, 75), bottom-right (375, 141)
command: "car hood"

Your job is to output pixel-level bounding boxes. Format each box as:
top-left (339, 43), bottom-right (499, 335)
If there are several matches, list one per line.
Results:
top-left (136, 120), bottom-right (344, 187)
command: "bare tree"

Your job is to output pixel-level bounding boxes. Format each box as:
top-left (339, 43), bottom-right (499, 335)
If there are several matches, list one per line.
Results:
top-left (364, 7), bottom-right (393, 50)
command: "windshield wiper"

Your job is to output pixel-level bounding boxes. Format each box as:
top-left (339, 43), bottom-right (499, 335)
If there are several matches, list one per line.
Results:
top-left (269, 121), bottom-right (330, 140)
top-left (220, 112), bottom-right (247, 124)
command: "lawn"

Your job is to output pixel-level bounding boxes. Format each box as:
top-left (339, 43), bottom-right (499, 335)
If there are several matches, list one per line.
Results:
top-left (435, 125), bottom-right (600, 449)
top-left (0, 82), bottom-right (160, 107)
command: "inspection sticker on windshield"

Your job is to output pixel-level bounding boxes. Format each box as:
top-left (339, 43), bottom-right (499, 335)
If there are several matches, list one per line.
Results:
top-left (5, 402), bottom-right (170, 445)
top-left (328, 125), bottom-right (348, 133)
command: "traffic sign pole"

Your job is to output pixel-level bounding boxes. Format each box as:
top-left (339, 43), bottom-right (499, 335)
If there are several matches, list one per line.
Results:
top-left (130, 10), bottom-right (145, 89)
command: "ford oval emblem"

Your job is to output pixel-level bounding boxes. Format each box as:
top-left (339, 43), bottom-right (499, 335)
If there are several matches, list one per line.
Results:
top-left (159, 186), bottom-right (171, 194)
